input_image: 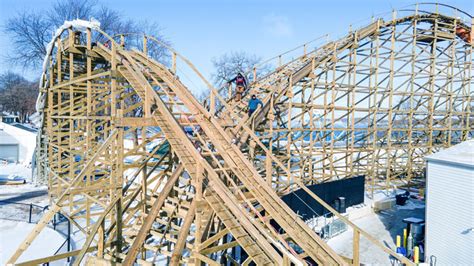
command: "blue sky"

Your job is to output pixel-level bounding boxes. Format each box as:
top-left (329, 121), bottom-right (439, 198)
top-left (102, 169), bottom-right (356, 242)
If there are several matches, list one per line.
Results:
top-left (0, 0), bottom-right (472, 83)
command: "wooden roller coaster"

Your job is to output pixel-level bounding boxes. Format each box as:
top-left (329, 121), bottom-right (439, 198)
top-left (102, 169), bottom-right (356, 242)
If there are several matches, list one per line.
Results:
top-left (7, 3), bottom-right (473, 266)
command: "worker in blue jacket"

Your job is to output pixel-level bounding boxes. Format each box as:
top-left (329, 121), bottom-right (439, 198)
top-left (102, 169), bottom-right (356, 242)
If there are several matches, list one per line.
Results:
top-left (248, 95), bottom-right (263, 117)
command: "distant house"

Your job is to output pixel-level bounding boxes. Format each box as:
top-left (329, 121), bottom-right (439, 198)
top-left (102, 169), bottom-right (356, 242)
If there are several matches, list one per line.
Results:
top-left (0, 122), bottom-right (37, 165)
top-left (0, 112), bottom-right (19, 124)
top-left (0, 129), bottom-right (20, 162)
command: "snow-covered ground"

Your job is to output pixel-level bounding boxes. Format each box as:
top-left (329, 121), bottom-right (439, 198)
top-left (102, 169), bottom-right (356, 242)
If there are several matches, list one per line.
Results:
top-left (0, 163), bottom-right (48, 205)
top-left (0, 163), bottom-right (33, 181)
top-left (0, 163), bottom-right (56, 264)
top-left (326, 195), bottom-right (425, 264)
top-left (0, 128), bottom-right (77, 264)
top-left (0, 220), bottom-right (66, 265)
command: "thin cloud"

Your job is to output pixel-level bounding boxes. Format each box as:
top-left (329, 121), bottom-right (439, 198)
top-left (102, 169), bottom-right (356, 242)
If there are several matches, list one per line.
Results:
top-left (262, 14), bottom-right (292, 37)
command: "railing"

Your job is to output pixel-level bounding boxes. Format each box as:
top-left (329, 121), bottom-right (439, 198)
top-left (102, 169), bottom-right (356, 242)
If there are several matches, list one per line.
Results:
top-left (249, 2), bottom-right (472, 93)
top-left (0, 200), bottom-right (48, 223)
top-left (0, 200), bottom-right (72, 265)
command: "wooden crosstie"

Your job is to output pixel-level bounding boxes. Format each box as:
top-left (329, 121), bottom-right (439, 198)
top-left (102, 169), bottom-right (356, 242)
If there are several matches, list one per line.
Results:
top-left (8, 3), bottom-right (472, 266)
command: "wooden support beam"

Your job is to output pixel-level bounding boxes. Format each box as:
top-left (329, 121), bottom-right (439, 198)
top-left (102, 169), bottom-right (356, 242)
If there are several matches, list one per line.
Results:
top-left (122, 164), bottom-right (184, 266)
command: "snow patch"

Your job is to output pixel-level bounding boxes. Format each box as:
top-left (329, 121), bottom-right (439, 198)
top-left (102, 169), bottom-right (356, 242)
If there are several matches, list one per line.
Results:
top-left (0, 164), bottom-right (32, 182)
top-left (0, 220), bottom-right (65, 265)
top-left (396, 198), bottom-right (425, 210)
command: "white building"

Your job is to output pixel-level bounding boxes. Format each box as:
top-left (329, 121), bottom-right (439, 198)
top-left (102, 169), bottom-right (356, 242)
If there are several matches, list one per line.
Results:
top-left (0, 130), bottom-right (20, 162)
top-left (0, 122), bottom-right (37, 165)
top-left (425, 140), bottom-right (474, 265)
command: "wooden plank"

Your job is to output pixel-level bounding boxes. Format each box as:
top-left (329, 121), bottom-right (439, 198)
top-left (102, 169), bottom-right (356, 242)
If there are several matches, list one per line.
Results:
top-left (170, 199), bottom-right (196, 264)
top-left (122, 164), bottom-right (184, 266)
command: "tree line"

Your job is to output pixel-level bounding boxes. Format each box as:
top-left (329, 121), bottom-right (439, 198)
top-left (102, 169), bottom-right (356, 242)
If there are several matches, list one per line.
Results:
top-left (0, 72), bottom-right (37, 123)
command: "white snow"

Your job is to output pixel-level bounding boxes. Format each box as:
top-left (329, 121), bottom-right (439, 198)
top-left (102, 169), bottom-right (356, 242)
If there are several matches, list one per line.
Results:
top-left (0, 220), bottom-right (65, 265)
top-left (327, 213), bottom-right (399, 265)
top-left (325, 195), bottom-right (425, 264)
top-left (395, 198), bottom-right (425, 210)
top-left (0, 163), bottom-right (32, 182)
top-left (40, 19), bottom-right (101, 90)
top-left (0, 164), bottom-right (48, 207)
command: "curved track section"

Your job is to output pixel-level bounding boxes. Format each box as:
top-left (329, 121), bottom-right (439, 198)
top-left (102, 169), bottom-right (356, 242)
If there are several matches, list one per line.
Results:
top-left (214, 5), bottom-right (473, 194)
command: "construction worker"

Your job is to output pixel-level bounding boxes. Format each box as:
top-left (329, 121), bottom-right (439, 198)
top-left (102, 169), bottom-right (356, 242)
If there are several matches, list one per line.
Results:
top-left (248, 95), bottom-right (263, 117)
top-left (456, 25), bottom-right (471, 43)
top-left (74, 31), bottom-right (81, 45)
top-left (228, 73), bottom-right (247, 101)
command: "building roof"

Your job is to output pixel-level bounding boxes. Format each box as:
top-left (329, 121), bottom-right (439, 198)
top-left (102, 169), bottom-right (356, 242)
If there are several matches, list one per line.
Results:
top-left (11, 123), bottom-right (38, 133)
top-left (0, 112), bottom-right (18, 118)
top-left (425, 139), bottom-right (474, 168)
top-left (0, 130), bottom-right (19, 145)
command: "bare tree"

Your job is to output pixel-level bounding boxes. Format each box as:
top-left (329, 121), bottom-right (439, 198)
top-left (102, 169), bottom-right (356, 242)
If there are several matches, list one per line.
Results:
top-left (117, 20), bottom-right (171, 66)
top-left (0, 72), bottom-right (38, 122)
top-left (211, 51), bottom-right (271, 87)
top-left (202, 51), bottom-right (272, 105)
top-left (4, 12), bottom-right (52, 69)
top-left (0, 72), bottom-right (26, 93)
top-left (4, 0), bottom-right (169, 69)
top-left (48, 0), bottom-right (96, 27)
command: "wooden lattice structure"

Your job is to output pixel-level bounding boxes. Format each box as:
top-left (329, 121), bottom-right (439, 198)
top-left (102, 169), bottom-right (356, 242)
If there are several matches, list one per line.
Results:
top-left (8, 4), bottom-right (472, 266)
top-left (217, 6), bottom-right (474, 196)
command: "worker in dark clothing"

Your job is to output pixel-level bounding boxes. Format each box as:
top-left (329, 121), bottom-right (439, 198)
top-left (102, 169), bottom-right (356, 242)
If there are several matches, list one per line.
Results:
top-left (228, 73), bottom-right (247, 101)
top-left (74, 31), bottom-right (82, 45)
top-left (248, 95), bottom-right (263, 117)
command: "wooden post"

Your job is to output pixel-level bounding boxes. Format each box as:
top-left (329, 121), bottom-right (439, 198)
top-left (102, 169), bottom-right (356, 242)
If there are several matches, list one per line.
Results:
top-left (172, 52), bottom-right (177, 73)
top-left (193, 162), bottom-right (204, 266)
top-left (115, 197), bottom-right (123, 261)
top-left (353, 230), bottom-right (360, 265)
top-left (210, 89), bottom-right (215, 115)
top-left (471, 18), bottom-right (474, 44)
top-left (97, 220), bottom-right (105, 258)
top-left (143, 35), bottom-right (148, 55)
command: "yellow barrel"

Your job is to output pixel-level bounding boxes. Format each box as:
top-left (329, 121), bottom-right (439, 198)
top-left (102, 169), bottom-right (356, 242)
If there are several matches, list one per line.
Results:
top-left (403, 229), bottom-right (407, 247)
top-left (414, 246), bottom-right (419, 263)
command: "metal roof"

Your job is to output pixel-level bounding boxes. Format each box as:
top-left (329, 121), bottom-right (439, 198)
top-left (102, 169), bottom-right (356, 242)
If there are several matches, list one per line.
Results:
top-left (425, 139), bottom-right (474, 168)
top-left (0, 130), bottom-right (19, 145)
